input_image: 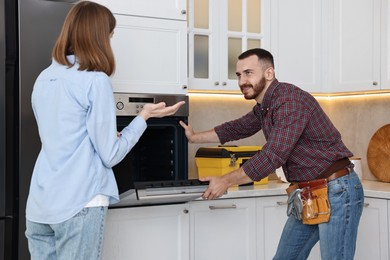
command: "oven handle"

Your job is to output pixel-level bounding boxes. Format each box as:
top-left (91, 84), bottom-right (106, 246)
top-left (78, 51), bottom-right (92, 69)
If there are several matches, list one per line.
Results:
top-left (137, 192), bottom-right (204, 201)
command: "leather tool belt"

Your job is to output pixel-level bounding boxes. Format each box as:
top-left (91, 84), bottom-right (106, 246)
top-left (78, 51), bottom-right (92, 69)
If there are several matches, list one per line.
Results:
top-left (298, 179), bottom-right (330, 224)
top-left (286, 158), bottom-right (352, 225)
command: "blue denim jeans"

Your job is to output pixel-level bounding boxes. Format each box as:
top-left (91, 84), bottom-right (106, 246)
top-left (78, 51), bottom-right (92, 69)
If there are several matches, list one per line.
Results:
top-left (26, 206), bottom-right (107, 260)
top-left (273, 171), bottom-right (364, 260)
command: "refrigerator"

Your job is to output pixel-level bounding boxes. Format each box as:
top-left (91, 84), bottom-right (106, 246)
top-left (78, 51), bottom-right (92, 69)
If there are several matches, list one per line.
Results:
top-left (1, 0), bottom-right (75, 259)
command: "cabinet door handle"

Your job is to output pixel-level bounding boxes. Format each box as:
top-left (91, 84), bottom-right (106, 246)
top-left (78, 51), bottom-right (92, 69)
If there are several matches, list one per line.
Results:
top-left (222, 82), bottom-right (227, 86)
top-left (373, 81), bottom-right (378, 86)
top-left (181, 10), bottom-right (187, 15)
top-left (214, 81), bottom-right (220, 86)
top-left (209, 204), bottom-right (237, 210)
top-left (363, 203), bottom-right (370, 208)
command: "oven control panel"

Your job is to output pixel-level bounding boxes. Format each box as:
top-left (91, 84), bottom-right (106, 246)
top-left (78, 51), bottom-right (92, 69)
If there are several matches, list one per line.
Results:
top-left (114, 93), bottom-right (189, 116)
top-left (115, 96), bottom-right (154, 115)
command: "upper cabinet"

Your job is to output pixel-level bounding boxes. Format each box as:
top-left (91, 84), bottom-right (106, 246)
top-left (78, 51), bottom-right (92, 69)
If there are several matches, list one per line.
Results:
top-left (270, 0), bottom-right (323, 93)
top-left (325, 0), bottom-right (381, 92)
top-left (270, 0), bottom-right (390, 93)
top-left (381, 0), bottom-right (390, 89)
top-left (90, 0), bottom-right (188, 94)
top-left (90, 0), bottom-right (186, 20)
top-left (187, 0), bottom-right (271, 92)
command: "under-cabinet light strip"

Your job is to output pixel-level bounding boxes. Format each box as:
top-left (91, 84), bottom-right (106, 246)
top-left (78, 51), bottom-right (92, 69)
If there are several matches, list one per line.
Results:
top-left (187, 90), bottom-right (390, 99)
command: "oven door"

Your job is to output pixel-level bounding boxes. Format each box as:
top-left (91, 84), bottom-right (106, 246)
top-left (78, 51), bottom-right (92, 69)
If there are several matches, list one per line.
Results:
top-left (114, 116), bottom-right (188, 195)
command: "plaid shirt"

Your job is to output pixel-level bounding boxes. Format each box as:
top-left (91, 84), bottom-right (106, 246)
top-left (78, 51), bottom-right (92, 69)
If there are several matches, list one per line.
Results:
top-left (214, 79), bottom-right (353, 182)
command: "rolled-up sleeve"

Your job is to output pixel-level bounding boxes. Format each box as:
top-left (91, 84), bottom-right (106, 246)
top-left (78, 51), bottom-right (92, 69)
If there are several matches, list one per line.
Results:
top-left (215, 109), bottom-right (262, 144)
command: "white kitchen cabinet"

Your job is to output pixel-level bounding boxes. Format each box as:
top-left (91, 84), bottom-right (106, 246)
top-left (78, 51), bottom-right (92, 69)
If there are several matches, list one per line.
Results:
top-left (90, 0), bottom-right (188, 94)
top-left (189, 198), bottom-right (257, 260)
top-left (110, 14), bottom-right (187, 94)
top-left (102, 204), bottom-right (190, 260)
top-left (354, 197), bottom-right (389, 260)
top-left (187, 0), bottom-right (270, 92)
top-left (325, 0), bottom-right (381, 92)
top-left (271, 0), bottom-right (389, 93)
top-left (91, 0), bottom-right (187, 20)
top-left (256, 196), bottom-right (321, 259)
top-left (381, 0), bottom-right (390, 89)
top-left (270, 0), bottom-right (323, 93)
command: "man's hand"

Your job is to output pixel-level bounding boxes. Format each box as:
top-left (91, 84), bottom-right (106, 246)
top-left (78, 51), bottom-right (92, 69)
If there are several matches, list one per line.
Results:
top-left (139, 101), bottom-right (185, 120)
top-left (179, 121), bottom-right (220, 143)
top-left (179, 121), bottom-right (196, 143)
top-left (200, 176), bottom-right (229, 200)
top-left (200, 168), bottom-right (254, 200)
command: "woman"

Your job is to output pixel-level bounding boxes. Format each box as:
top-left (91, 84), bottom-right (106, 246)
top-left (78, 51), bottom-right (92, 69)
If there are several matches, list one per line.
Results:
top-left (25, 2), bottom-right (184, 259)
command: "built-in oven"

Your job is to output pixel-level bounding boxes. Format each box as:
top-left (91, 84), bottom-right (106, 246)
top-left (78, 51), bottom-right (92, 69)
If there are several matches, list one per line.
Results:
top-left (112, 93), bottom-right (208, 207)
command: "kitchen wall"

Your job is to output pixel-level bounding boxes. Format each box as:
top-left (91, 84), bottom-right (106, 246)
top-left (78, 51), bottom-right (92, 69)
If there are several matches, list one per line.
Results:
top-left (187, 92), bottom-right (390, 182)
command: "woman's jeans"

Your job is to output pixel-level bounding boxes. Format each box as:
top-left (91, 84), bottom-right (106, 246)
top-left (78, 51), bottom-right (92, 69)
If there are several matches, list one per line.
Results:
top-left (26, 206), bottom-right (107, 260)
top-left (273, 171), bottom-right (364, 260)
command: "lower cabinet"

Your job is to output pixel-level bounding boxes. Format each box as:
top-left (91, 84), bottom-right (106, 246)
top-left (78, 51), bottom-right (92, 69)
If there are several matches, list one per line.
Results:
top-left (189, 198), bottom-right (257, 260)
top-left (355, 197), bottom-right (389, 260)
top-left (256, 196), bottom-right (321, 260)
top-left (102, 204), bottom-right (189, 260)
top-left (102, 195), bottom-right (389, 260)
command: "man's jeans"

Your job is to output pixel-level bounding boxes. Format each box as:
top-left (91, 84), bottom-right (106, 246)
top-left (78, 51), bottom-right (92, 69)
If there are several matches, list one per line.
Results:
top-left (273, 171), bottom-right (364, 260)
top-left (26, 206), bottom-right (107, 260)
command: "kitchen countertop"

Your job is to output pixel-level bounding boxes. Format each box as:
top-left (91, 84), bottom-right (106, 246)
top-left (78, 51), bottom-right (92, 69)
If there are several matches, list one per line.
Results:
top-left (212, 179), bottom-right (390, 200)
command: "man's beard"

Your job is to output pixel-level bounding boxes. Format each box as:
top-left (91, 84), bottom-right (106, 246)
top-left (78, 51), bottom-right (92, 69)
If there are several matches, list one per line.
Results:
top-left (241, 77), bottom-right (266, 100)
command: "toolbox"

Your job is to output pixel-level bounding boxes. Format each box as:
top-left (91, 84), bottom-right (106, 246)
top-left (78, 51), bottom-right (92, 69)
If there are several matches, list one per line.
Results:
top-left (195, 146), bottom-right (268, 185)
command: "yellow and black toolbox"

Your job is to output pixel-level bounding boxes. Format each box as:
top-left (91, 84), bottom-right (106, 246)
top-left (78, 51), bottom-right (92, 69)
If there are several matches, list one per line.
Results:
top-left (195, 146), bottom-right (268, 185)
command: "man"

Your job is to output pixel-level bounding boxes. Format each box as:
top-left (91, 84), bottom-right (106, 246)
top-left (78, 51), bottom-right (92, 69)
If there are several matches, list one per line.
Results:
top-left (180, 48), bottom-right (364, 260)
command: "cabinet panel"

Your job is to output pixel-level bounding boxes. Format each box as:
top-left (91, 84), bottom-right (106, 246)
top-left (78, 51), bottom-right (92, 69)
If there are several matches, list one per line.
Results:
top-left (189, 198), bottom-right (257, 260)
top-left (271, 0), bottom-right (388, 93)
top-left (381, 0), bottom-right (390, 89)
top-left (355, 197), bottom-right (389, 260)
top-left (188, 0), bottom-right (270, 92)
top-left (256, 196), bottom-right (320, 260)
top-left (326, 0), bottom-right (381, 92)
top-left (102, 204), bottom-right (189, 260)
top-left (91, 0), bottom-right (187, 20)
top-left (111, 15), bottom-right (187, 94)
top-left (270, 0), bottom-right (323, 93)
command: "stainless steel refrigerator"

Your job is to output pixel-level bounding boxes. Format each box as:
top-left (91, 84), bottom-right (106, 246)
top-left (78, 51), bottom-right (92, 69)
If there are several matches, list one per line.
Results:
top-left (0, 0), bottom-right (74, 259)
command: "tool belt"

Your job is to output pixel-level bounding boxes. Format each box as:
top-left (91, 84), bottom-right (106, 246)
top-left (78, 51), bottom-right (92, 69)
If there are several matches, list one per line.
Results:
top-left (286, 158), bottom-right (352, 225)
top-left (299, 179), bottom-right (330, 224)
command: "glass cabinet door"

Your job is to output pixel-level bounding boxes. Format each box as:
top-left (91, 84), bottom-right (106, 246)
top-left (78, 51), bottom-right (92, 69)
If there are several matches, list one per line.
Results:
top-left (188, 0), bottom-right (269, 92)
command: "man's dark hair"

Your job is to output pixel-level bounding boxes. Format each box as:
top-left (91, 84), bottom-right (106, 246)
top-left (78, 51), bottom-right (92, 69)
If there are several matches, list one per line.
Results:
top-left (238, 48), bottom-right (274, 68)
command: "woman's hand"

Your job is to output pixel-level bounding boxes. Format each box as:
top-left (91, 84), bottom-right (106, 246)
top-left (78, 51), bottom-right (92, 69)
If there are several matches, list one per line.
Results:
top-left (139, 101), bottom-right (185, 120)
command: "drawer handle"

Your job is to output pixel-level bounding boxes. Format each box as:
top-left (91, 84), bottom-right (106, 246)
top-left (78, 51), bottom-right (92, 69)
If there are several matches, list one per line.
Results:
top-left (209, 204), bottom-right (237, 210)
top-left (278, 202), bottom-right (369, 207)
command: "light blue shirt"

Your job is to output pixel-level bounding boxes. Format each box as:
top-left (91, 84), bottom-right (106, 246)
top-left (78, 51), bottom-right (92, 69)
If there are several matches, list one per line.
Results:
top-left (26, 56), bottom-right (147, 224)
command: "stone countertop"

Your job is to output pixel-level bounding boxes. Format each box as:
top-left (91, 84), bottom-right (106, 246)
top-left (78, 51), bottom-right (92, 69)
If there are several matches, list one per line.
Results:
top-left (213, 180), bottom-right (390, 200)
top-left (361, 180), bottom-right (390, 199)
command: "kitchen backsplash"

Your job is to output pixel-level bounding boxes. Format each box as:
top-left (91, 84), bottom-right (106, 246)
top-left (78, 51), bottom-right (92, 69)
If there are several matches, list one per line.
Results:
top-left (187, 93), bottom-right (390, 182)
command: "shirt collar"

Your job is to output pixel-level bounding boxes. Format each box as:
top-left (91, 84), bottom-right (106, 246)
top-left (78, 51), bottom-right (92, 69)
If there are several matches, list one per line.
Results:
top-left (66, 54), bottom-right (77, 64)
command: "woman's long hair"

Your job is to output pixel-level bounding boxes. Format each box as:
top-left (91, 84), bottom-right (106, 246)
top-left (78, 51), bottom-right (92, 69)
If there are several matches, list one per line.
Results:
top-left (52, 1), bottom-right (116, 76)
